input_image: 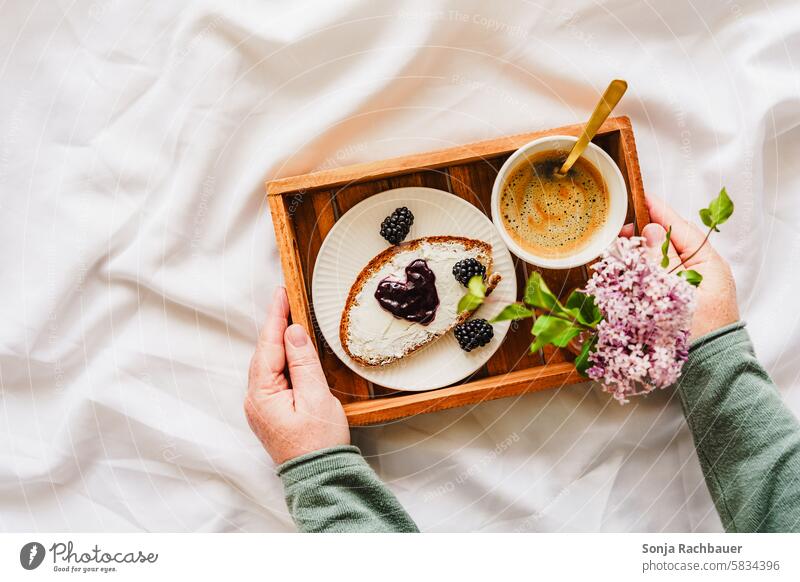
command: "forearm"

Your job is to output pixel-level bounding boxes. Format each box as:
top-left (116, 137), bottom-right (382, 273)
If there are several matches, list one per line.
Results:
top-left (678, 322), bottom-right (800, 532)
top-left (278, 445), bottom-right (419, 533)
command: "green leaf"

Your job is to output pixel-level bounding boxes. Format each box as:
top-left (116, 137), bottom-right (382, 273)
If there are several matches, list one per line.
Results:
top-left (467, 275), bottom-right (486, 299)
top-left (574, 334), bottom-right (598, 375)
top-left (491, 303), bottom-right (534, 323)
top-left (522, 272), bottom-right (581, 322)
top-left (660, 225), bottom-right (672, 268)
top-left (457, 275), bottom-right (488, 313)
top-left (565, 291), bottom-right (602, 327)
top-left (699, 208), bottom-right (714, 230)
top-left (677, 269), bottom-right (703, 287)
top-left (708, 187), bottom-right (734, 226)
top-left (458, 293), bottom-right (483, 313)
top-left (529, 315), bottom-right (582, 353)
top-left (523, 272), bottom-right (559, 311)
top-left (699, 187), bottom-right (734, 231)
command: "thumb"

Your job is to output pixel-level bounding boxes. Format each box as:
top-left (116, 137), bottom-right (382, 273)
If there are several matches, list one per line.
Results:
top-left (284, 324), bottom-right (331, 402)
top-left (642, 223), bottom-right (678, 267)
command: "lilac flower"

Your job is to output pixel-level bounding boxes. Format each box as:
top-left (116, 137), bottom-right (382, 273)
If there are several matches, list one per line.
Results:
top-left (584, 237), bottom-right (696, 403)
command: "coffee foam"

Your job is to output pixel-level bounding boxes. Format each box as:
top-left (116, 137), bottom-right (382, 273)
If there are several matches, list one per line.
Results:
top-left (499, 152), bottom-right (608, 259)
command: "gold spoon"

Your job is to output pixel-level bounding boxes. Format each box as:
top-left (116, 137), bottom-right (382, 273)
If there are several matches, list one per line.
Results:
top-left (556, 79), bottom-right (628, 177)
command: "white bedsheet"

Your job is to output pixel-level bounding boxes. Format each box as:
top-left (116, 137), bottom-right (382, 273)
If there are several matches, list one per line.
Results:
top-left (2, 0), bottom-right (799, 532)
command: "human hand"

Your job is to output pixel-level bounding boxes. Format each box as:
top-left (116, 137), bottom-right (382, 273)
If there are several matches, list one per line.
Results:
top-left (623, 194), bottom-right (739, 340)
top-left (244, 287), bottom-right (350, 465)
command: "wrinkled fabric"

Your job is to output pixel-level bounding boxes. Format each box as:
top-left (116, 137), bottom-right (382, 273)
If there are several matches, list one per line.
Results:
top-left (1, 0), bottom-right (798, 532)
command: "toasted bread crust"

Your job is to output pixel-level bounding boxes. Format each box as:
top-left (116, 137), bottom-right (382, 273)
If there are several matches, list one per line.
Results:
top-left (339, 236), bottom-right (500, 366)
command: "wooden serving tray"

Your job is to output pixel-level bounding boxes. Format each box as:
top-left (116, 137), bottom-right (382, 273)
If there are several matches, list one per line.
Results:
top-left (267, 116), bottom-right (648, 426)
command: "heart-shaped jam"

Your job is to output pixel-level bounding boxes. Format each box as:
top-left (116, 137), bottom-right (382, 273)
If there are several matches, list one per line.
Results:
top-left (375, 259), bottom-right (439, 325)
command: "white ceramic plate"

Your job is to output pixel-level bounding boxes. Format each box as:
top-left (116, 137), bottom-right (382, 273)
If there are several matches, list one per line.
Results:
top-left (311, 187), bottom-right (517, 391)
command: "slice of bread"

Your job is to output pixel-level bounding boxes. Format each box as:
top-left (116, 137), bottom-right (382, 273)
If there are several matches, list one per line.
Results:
top-left (340, 236), bottom-right (501, 367)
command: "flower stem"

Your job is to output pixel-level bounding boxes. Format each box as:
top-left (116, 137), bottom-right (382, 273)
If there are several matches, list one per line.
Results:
top-left (668, 227), bottom-right (713, 274)
top-left (535, 309), bottom-right (596, 331)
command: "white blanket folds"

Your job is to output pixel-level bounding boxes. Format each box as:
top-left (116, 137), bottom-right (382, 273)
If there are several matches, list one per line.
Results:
top-left (2, 0), bottom-right (799, 532)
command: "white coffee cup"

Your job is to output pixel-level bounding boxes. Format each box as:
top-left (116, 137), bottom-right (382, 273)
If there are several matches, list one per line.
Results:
top-left (491, 135), bottom-right (628, 269)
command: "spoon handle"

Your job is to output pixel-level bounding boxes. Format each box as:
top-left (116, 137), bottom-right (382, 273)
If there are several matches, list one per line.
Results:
top-left (559, 79), bottom-right (628, 176)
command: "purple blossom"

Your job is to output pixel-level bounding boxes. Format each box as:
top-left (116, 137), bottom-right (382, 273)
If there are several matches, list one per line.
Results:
top-left (584, 237), bottom-right (696, 403)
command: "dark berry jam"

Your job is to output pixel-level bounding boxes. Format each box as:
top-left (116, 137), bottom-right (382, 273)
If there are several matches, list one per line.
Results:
top-left (374, 259), bottom-right (439, 325)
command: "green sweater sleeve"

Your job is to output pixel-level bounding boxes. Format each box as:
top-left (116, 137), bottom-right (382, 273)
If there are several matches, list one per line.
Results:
top-left (678, 322), bottom-right (800, 532)
top-left (277, 445), bottom-right (419, 533)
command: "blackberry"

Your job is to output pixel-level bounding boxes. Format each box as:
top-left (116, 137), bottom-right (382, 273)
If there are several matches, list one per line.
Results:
top-left (454, 318), bottom-right (494, 352)
top-left (452, 258), bottom-right (486, 286)
top-left (379, 207), bottom-right (414, 245)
